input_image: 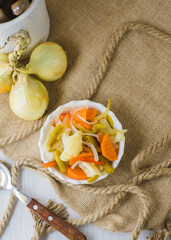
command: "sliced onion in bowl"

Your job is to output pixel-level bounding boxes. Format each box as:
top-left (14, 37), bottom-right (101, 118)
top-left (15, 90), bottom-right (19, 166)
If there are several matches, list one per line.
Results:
top-left (70, 116), bottom-right (77, 132)
top-left (71, 160), bottom-right (81, 169)
top-left (82, 132), bottom-right (99, 140)
top-left (83, 141), bottom-right (99, 161)
top-left (77, 115), bottom-right (97, 125)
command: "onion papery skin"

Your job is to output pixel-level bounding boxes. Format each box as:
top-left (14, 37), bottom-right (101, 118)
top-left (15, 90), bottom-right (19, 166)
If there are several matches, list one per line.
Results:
top-left (9, 73), bottom-right (49, 121)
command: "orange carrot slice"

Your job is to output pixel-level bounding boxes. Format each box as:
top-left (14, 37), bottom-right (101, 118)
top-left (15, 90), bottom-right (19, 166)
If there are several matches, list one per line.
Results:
top-left (69, 152), bottom-right (104, 166)
top-left (97, 132), bottom-right (104, 143)
top-left (77, 120), bottom-right (91, 129)
top-left (70, 157), bottom-right (104, 166)
top-left (74, 108), bottom-right (97, 120)
top-left (66, 111), bottom-right (71, 128)
top-left (86, 109), bottom-right (97, 120)
top-left (54, 113), bottom-right (67, 126)
top-left (70, 152), bottom-right (94, 160)
top-left (66, 167), bottom-right (88, 180)
top-left (73, 108), bottom-right (92, 129)
top-left (69, 153), bottom-right (94, 166)
top-left (73, 115), bottom-right (91, 129)
top-left (59, 113), bottom-right (66, 122)
top-left (53, 121), bottom-right (57, 127)
top-left (70, 156), bottom-right (94, 166)
top-left (83, 146), bottom-right (93, 152)
top-left (75, 107), bottom-right (87, 119)
top-left (43, 161), bottom-right (57, 168)
top-left (101, 133), bottom-right (117, 161)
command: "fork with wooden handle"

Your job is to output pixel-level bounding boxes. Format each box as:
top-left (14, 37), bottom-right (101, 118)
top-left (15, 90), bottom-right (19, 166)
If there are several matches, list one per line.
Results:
top-left (0, 162), bottom-right (86, 240)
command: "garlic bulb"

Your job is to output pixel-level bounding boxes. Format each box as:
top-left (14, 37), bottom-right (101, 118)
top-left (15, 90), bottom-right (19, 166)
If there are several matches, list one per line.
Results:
top-left (0, 53), bottom-right (13, 94)
top-left (9, 72), bottom-right (49, 121)
top-left (25, 42), bottom-right (67, 81)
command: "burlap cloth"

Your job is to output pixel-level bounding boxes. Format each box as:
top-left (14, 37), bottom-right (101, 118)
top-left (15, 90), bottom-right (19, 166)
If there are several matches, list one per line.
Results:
top-left (0, 0), bottom-right (171, 239)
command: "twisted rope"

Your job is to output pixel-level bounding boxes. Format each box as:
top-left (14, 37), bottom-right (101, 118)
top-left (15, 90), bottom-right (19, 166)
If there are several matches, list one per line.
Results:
top-left (0, 128), bottom-right (170, 240)
top-left (82, 22), bottom-right (171, 100)
top-left (147, 220), bottom-right (171, 240)
top-left (131, 129), bottom-right (171, 173)
top-left (0, 22), bottom-right (171, 147)
top-left (8, 30), bottom-right (31, 69)
top-left (0, 117), bottom-right (46, 147)
top-left (30, 199), bottom-right (69, 240)
top-left (0, 161), bottom-right (18, 236)
top-left (0, 22), bottom-right (171, 240)
top-left (0, 194), bottom-right (16, 236)
top-left (0, 158), bottom-right (170, 240)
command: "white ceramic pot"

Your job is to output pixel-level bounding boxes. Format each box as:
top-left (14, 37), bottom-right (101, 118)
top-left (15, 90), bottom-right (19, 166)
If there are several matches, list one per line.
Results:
top-left (0, 0), bottom-right (50, 59)
top-left (39, 100), bottom-right (125, 185)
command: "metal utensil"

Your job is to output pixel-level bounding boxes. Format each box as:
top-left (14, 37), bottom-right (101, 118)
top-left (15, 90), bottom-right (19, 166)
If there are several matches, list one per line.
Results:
top-left (0, 162), bottom-right (86, 240)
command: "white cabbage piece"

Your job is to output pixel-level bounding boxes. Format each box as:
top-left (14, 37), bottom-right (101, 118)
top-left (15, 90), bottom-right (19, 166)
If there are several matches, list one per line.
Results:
top-left (43, 151), bottom-right (54, 162)
top-left (60, 129), bottom-right (83, 161)
top-left (111, 131), bottom-right (126, 143)
top-left (79, 162), bottom-right (102, 177)
top-left (99, 118), bottom-right (126, 141)
top-left (99, 118), bottom-right (117, 135)
top-left (109, 130), bottom-right (127, 144)
top-left (51, 140), bottom-right (64, 153)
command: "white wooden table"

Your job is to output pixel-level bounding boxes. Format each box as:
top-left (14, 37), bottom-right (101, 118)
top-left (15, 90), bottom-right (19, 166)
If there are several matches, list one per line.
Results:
top-left (0, 151), bottom-right (152, 240)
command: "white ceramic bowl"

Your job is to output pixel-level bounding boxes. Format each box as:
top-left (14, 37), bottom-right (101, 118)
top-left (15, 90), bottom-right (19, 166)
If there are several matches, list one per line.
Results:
top-left (39, 100), bottom-right (125, 184)
top-left (0, 0), bottom-right (50, 59)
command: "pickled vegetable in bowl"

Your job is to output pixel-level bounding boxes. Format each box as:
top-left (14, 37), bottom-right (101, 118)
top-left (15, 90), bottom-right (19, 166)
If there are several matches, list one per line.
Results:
top-left (39, 100), bottom-right (126, 184)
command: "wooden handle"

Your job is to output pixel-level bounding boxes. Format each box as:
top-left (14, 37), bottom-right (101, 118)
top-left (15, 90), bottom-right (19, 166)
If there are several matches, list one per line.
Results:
top-left (11, 0), bottom-right (30, 16)
top-left (27, 198), bottom-right (87, 240)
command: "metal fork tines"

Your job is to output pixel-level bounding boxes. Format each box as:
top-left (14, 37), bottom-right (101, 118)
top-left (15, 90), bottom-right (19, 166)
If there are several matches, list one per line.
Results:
top-left (0, 162), bottom-right (11, 189)
top-left (0, 168), bottom-right (6, 189)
